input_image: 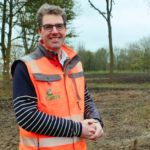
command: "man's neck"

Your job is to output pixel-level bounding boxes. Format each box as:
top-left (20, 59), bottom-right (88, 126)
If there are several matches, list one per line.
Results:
top-left (57, 50), bottom-right (62, 62)
top-left (45, 45), bottom-right (62, 61)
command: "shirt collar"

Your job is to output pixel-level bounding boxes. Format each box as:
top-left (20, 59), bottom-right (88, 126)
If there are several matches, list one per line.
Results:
top-left (60, 49), bottom-right (69, 66)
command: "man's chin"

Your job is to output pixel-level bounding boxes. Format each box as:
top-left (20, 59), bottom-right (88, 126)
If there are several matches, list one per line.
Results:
top-left (48, 44), bottom-right (62, 51)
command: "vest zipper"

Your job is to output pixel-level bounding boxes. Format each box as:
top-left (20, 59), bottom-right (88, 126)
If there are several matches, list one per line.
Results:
top-left (38, 143), bottom-right (39, 150)
top-left (63, 59), bottom-right (76, 150)
top-left (63, 59), bottom-right (71, 72)
top-left (38, 134), bottom-right (39, 150)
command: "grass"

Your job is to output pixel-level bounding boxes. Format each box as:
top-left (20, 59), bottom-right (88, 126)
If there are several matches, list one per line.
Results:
top-left (0, 76), bottom-right (13, 99)
top-left (85, 77), bottom-right (109, 80)
top-left (0, 88), bottom-right (13, 99)
top-left (0, 78), bottom-right (3, 88)
top-left (0, 74), bottom-right (3, 80)
top-left (135, 105), bottom-right (150, 125)
top-left (84, 70), bottom-right (148, 75)
top-left (87, 82), bottom-right (150, 89)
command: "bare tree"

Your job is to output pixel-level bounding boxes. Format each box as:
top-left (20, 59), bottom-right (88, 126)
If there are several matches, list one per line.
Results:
top-left (0, 0), bottom-right (27, 88)
top-left (88, 0), bottom-right (115, 83)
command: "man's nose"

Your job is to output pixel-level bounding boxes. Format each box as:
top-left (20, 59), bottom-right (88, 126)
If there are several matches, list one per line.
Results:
top-left (51, 26), bottom-right (58, 34)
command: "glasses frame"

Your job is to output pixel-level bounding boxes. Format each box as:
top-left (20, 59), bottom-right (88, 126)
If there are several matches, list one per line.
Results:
top-left (40, 23), bottom-right (66, 32)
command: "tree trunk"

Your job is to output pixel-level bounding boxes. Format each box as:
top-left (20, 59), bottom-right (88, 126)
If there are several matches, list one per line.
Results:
top-left (2, 0), bottom-right (13, 88)
top-left (2, 58), bottom-right (10, 88)
top-left (1, 0), bottom-right (9, 88)
top-left (107, 13), bottom-right (114, 83)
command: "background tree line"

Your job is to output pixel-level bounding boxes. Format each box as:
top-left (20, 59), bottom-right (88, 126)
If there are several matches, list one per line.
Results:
top-left (76, 35), bottom-right (150, 72)
top-left (1, 34), bottom-right (150, 74)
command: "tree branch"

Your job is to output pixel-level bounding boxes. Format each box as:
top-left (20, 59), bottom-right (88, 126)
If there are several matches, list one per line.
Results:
top-left (30, 34), bottom-right (36, 50)
top-left (13, 3), bottom-right (26, 17)
top-left (88, 0), bottom-right (107, 22)
top-left (11, 44), bottom-right (23, 47)
top-left (110, 0), bottom-right (113, 13)
top-left (106, 0), bottom-right (109, 13)
top-left (7, 0), bottom-right (10, 4)
top-left (11, 36), bottom-right (22, 42)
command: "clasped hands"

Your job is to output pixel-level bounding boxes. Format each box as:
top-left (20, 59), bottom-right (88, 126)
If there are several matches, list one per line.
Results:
top-left (80, 119), bottom-right (104, 141)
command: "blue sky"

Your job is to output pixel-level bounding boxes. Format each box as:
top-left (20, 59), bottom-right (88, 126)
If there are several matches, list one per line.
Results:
top-left (71, 0), bottom-right (150, 51)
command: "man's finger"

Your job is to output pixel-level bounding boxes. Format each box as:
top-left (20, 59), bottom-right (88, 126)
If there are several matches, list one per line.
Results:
top-left (87, 119), bottom-right (95, 124)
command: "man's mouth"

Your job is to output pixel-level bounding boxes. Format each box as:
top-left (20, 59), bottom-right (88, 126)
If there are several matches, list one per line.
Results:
top-left (50, 37), bottom-right (60, 40)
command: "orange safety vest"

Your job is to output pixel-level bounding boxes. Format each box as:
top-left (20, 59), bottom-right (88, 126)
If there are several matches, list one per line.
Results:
top-left (13, 44), bottom-right (86, 150)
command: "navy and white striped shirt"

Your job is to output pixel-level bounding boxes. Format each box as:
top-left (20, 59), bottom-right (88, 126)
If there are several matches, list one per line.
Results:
top-left (13, 61), bottom-right (103, 137)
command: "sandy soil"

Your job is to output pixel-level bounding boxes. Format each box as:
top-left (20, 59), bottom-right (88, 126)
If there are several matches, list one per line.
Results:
top-left (0, 90), bottom-right (150, 150)
top-left (87, 90), bottom-right (150, 150)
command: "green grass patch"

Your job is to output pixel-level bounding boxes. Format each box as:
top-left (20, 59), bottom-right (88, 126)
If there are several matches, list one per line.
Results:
top-left (135, 105), bottom-right (150, 124)
top-left (85, 77), bottom-right (109, 80)
top-left (87, 83), bottom-right (150, 89)
top-left (84, 70), bottom-right (147, 75)
top-left (0, 74), bottom-right (3, 80)
top-left (0, 78), bottom-right (13, 99)
top-left (0, 88), bottom-right (13, 100)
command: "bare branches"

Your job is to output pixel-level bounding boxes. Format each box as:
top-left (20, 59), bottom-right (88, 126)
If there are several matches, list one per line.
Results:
top-left (106, 0), bottom-right (109, 15)
top-left (11, 44), bottom-right (23, 47)
top-left (11, 36), bottom-right (22, 42)
top-left (88, 0), bottom-right (107, 22)
top-left (13, 3), bottom-right (26, 17)
top-left (7, 0), bottom-right (10, 4)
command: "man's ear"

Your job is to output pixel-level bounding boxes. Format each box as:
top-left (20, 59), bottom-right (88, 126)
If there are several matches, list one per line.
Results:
top-left (38, 27), bottom-right (42, 38)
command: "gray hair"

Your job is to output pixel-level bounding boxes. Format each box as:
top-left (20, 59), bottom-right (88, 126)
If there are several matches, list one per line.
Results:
top-left (36, 3), bottom-right (67, 27)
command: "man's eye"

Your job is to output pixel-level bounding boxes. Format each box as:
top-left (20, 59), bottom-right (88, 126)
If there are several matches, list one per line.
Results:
top-left (56, 24), bottom-right (63, 28)
top-left (45, 25), bottom-right (52, 30)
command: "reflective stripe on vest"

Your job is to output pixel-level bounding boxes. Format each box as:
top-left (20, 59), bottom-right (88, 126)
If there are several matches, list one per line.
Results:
top-left (39, 137), bottom-right (84, 148)
top-left (21, 55), bottom-right (41, 74)
top-left (76, 62), bottom-right (83, 72)
top-left (20, 136), bottom-right (84, 148)
top-left (66, 113), bottom-right (83, 122)
top-left (20, 136), bottom-right (38, 147)
top-left (20, 114), bottom-right (84, 147)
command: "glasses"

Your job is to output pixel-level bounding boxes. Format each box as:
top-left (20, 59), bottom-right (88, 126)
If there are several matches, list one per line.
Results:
top-left (40, 23), bottom-right (66, 32)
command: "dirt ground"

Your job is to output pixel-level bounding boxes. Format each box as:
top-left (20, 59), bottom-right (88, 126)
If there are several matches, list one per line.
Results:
top-left (0, 90), bottom-right (150, 150)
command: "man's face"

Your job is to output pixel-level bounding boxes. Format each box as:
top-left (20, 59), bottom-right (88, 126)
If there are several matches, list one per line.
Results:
top-left (38, 14), bottom-right (67, 52)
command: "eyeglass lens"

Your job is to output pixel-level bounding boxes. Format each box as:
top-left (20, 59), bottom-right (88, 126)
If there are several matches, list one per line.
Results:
top-left (43, 24), bottom-right (65, 31)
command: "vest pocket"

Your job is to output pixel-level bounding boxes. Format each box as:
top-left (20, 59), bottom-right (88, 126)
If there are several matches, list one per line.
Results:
top-left (33, 73), bottom-right (62, 84)
top-left (33, 73), bottom-right (63, 110)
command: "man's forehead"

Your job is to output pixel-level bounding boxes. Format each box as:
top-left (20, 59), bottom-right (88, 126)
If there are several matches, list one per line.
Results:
top-left (42, 14), bottom-right (63, 24)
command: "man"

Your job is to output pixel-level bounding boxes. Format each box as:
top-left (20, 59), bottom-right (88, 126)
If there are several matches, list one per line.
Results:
top-left (11, 3), bottom-right (104, 150)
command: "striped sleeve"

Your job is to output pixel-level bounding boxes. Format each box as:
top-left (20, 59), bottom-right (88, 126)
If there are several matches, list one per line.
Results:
top-left (13, 61), bottom-right (82, 137)
top-left (84, 83), bottom-right (104, 127)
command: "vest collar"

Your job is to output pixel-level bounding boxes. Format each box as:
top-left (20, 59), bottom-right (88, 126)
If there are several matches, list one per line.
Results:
top-left (38, 40), bottom-right (56, 61)
top-left (39, 39), bottom-right (78, 62)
